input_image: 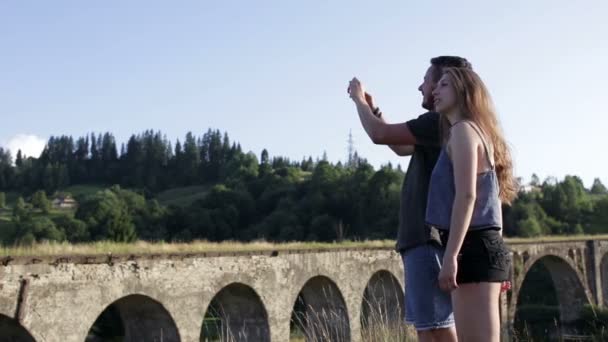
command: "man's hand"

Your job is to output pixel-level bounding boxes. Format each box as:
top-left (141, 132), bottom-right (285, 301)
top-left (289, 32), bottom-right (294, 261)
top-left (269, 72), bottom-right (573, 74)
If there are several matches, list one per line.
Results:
top-left (365, 92), bottom-right (382, 117)
top-left (365, 92), bottom-right (375, 109)
top-left (348, 77), bottom-right (366, 104)
top-left (347, 77), bottom-right (418, 148)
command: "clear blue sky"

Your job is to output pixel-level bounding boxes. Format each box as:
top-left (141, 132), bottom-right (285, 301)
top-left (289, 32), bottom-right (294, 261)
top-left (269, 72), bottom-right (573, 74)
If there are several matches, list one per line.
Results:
top-left (1, 1), bottom-right (606, 187)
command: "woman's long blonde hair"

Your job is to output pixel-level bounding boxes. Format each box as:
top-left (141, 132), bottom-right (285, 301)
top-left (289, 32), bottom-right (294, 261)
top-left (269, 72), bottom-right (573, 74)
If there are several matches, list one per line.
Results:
top-left (440, 67), bottom-right (517, 204)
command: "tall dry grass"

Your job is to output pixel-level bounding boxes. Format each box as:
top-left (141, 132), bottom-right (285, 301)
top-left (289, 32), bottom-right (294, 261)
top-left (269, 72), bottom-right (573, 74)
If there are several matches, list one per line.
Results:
top-left (0, 239), bottom-right (396, 257)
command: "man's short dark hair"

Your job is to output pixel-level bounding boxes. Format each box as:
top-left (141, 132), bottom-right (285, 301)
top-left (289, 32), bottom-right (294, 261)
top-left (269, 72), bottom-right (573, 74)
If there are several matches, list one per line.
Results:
top-left (430, 56), bottom-right (472, 82)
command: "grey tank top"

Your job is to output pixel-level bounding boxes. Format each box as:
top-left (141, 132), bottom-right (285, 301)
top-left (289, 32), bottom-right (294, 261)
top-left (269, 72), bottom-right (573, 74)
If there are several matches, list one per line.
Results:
top-left (425, 121), bottom-right (502, 231)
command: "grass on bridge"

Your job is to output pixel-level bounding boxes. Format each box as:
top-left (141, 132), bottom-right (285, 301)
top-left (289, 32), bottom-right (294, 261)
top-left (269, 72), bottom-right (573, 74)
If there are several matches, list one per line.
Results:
top-left (0, 239), bottom-right (396, 257)
top-left (2, 235), bottom-right (608, 257)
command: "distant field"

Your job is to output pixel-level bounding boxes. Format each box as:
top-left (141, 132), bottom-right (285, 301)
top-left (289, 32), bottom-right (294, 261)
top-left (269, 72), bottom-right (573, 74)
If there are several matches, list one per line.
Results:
top-left (2, 208), bottom-right (73, 218)
top-left (3, 191), bottom-right (19, 207)
top-left (155, 185), bottom-right (210, 207)
top-left (0, 211), bottom-right (13, 243)
top-left (2, 235), bottom-right (608, 257)
top-left (63, 184), bottom-right (107, 198)
top-left (0, 208), bottom-right (10, 218)
top-left (0, 209), bottom-right (75, 244)
top-left (1, 184), bottom-right (105, 207)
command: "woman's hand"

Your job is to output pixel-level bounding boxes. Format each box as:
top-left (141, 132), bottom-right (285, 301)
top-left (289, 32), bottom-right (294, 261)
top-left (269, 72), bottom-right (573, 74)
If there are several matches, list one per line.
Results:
top-left (439, 257), bottom-right (459, 292)
top-left (347, 77), bottom-right (366, 103)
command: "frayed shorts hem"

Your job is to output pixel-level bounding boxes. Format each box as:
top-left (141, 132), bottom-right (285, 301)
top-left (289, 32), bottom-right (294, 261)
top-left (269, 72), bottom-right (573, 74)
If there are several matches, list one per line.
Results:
top-left (406, 319), bottom-right (455, 331)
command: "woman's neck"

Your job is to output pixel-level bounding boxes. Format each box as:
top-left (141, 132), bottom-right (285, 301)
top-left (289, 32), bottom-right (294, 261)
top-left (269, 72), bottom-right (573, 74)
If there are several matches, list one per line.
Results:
top-left (445, 109), bottom-right (466, 126)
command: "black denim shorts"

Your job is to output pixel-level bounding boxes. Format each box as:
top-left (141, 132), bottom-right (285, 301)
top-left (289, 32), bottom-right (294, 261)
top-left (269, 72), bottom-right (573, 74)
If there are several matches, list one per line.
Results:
top-left (439, 228), bottom-right (511, 283)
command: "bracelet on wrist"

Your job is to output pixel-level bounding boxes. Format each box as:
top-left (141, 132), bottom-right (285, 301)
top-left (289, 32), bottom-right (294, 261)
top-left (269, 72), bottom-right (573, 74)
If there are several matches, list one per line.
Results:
top-left (372, 107), bottom-right (382, 118)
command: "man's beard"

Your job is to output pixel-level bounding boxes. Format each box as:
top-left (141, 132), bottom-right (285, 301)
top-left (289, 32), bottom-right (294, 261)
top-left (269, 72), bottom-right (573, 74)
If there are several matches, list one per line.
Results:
top-left (422, 96), bottom-right (435, 111)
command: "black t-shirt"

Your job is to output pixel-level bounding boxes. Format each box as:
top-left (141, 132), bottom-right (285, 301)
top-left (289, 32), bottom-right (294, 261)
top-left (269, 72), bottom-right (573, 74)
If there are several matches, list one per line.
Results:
top-left (396, 112), bottom-right (442, 252)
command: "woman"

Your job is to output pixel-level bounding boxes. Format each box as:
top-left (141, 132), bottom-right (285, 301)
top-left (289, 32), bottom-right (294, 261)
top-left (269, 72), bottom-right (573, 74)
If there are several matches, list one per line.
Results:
top-left (426, 67), bottom-right (516, 342)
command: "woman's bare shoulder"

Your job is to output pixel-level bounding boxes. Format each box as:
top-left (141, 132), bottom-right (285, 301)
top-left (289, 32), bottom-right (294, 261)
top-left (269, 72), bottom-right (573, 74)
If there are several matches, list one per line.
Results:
top-left (448, 121), bottom-right (480, 148)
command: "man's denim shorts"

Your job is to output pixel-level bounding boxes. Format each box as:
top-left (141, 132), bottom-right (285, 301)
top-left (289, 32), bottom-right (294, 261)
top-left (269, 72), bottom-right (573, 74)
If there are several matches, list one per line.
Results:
top-left (401, 243), bottom-right (455, 331)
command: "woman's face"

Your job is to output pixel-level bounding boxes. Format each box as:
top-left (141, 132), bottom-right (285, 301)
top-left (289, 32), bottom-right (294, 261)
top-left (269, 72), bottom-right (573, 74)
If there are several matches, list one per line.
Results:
top-left (432, 74), bottom-right (458, 114)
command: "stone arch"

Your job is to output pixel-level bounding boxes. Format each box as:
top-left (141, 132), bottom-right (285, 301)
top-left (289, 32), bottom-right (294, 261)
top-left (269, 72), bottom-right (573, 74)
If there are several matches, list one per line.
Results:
top-left (290, 275), bottom-right (350, 341)
top-left (0, 314), bottom-right (36, 342)
top-left (360, 270), bottom-right (405, 340)
top-left (200, 282), bottom-right (270, 342)
top-left (512, 254), bottom-right (591, 330)
top-left (602, 253), bottom-right (608, 307)
top-left (85, 294), bottom-right (180, 342)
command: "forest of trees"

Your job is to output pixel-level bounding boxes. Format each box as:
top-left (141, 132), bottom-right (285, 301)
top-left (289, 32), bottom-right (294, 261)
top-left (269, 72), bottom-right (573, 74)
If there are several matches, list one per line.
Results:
top-left (0, 129), bottom-right (607, 246)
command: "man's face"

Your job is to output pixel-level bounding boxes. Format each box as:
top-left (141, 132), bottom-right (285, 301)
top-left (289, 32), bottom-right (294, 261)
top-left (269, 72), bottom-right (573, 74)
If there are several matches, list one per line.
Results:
top-left (418, 66), bottom-right (437, 111)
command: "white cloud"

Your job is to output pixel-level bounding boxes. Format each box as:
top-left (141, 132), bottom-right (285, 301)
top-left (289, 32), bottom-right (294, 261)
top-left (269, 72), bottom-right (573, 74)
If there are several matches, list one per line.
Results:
top-left (1, 134), bottom-right (47, 159)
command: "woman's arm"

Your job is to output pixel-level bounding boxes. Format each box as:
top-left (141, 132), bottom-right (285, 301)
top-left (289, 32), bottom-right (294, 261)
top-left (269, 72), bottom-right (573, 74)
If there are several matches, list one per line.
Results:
top-left (438, 123), bottom-right (479, 292)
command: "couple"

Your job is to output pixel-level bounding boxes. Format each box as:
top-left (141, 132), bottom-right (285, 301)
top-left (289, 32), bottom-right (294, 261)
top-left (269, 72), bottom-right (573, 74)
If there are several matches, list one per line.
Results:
top-left (348, 56), bottom-right (516, 342)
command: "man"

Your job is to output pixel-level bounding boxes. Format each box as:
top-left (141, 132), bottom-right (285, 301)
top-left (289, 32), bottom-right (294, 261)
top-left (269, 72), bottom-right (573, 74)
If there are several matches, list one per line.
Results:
top-left (348, 56), bottom-right (472, 342)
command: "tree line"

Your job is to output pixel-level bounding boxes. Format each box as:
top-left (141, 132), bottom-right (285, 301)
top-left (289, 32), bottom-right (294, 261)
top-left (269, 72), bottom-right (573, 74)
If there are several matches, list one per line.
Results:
top-left (0, 129), bottom-right (260, 193)
top-left (0, 129), bottom-right (606, 246)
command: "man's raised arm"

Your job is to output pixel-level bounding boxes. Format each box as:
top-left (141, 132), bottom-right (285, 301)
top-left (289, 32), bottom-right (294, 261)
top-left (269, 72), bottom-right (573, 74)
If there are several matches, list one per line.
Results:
top-left (349, 78), bottom-right (420, 151)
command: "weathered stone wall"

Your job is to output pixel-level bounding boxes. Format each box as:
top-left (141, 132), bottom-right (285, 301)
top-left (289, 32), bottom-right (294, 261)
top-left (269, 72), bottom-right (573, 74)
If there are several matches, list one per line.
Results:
top-left (1, 238), bottom-right (608, 341)
top-left (0, 248), bottom-right (403, 342)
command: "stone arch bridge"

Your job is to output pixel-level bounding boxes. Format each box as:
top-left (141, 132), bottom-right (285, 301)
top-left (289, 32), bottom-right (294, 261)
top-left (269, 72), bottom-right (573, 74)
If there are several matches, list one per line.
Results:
top-left (1, 238), bottom-right (607, 341)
